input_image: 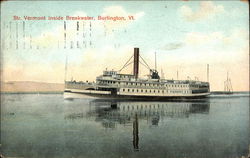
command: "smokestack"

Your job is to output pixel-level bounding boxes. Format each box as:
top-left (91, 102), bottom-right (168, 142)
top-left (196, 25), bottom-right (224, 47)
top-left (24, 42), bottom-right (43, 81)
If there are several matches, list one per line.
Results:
top-left (133, 48), bottom-right (139, 78)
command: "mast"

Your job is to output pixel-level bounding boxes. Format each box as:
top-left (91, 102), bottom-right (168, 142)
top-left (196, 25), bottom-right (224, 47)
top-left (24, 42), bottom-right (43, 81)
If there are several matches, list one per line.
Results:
top-left (155, 52), bottom-right (157, 71)
top-left (227, 71), bottom-right (229, 83)
top-left (161, 68), bottom-right (165, 79)
top-left (226, 71), bottom-right (229, 92)
top-left (177, 70), bottom-right (179, 80)
top-left (229, 79), bottom-right (233, 92)
top-left (133, 48), bottom-right (139, 79)
top-left (207, 64), bottom-right (209, 82)
top-left (224, 71), bottom-right (233, 92)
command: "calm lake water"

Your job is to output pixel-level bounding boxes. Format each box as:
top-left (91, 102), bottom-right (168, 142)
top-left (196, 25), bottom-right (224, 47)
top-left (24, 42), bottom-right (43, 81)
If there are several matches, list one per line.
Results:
top-left (1, 93), bottom-right (249, 158)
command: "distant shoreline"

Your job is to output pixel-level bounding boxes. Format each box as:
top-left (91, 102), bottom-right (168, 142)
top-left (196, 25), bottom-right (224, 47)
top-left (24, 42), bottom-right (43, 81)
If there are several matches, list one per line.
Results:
top-left (0, 91), bottom-right (63, 94)
top-left (1, 81), bottom-right (64, 93)
top-left (210, 91), bottom-right (250, 94)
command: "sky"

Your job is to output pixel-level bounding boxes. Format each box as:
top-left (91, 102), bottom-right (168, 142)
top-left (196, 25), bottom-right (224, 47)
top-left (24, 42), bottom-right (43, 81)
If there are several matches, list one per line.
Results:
top-left (0, 1), bottom-right (249, 91)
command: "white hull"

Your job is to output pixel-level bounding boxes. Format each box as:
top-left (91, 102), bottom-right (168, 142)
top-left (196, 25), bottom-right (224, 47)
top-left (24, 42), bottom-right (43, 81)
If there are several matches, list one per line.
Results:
top-left (64, 89), bottom-right (210, 100)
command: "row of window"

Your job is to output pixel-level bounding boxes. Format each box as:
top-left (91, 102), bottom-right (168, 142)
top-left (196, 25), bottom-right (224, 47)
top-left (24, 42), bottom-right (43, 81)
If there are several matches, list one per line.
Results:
top-left (121, 88), bottom-right (190, 94)
top-left (121, 104), bottom-right (189, 110)
top-left (190, 85), bottom-right (200, 88)
top-left (123, 88), bottom-right (162, 93)
top-left (99, 80), bottom-right (189, 88)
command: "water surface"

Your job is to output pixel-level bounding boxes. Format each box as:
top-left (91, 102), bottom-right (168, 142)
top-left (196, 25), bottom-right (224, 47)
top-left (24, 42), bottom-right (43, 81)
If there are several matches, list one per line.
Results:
top-left (1, 94), bottom-right (249, 158)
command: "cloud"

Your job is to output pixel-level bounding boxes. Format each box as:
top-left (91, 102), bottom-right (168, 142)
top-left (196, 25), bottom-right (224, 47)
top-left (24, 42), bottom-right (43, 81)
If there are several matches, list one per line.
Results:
top-left (161, 42), bottom-right (184, 51)
top-left (179, 1), bottom-right (224, 22)
top-left (185, 31), bottom-right (223, 45)
top-left (185, 29), bottom-right (249, 47)
top-left (156, 32), bottom-right (249, 91)
top-left (28, 11), bottom-right (89, 49)
top-left (27, 7), bottom-right (144, 48)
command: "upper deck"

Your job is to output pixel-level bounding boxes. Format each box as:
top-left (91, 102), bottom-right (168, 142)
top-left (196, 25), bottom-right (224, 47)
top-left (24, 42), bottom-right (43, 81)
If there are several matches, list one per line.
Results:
top-left (97, 70), bottom-right (209, 86)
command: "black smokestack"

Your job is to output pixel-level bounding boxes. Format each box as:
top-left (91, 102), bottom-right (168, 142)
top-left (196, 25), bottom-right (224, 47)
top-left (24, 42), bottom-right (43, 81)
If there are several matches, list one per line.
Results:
top-left (133, 48), bottom-right (139, 79)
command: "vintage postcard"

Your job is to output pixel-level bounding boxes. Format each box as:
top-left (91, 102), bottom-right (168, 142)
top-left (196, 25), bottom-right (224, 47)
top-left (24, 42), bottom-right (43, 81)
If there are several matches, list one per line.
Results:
top-left (0, 1), bottom-right (249, 158)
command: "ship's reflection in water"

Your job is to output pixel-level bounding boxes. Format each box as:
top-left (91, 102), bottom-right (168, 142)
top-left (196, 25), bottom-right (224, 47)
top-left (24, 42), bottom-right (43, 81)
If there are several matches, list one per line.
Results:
top-left (88, 100), bottom-right (209, 126)
top-left (66, 99), bottom-right (210, 151)
top-left (133, 113), bottom-right (139, 151)
top-left (2, 94), bottom-right (249, 158)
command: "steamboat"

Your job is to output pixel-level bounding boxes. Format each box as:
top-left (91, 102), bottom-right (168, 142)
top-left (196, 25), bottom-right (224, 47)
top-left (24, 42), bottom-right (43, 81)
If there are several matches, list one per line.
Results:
top-left (64, 48), bottom-right (210, 100)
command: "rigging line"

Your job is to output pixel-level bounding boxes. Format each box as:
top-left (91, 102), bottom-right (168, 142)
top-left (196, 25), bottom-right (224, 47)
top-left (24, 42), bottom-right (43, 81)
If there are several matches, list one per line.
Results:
top-left (119, 61), bottom-right (133, 72)
top-left (139, 61), bottom-right (150, 70)
top-left (139, 55), bottom-right (150, 69)
top-left (119, 54), bottom-right (133, 71)
top-left (139, 55), bottom-right (151, 69)
top-left (119, 60), bottom-right (133, 72)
